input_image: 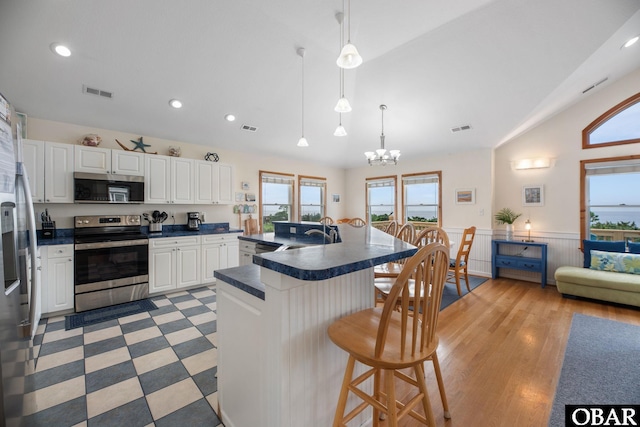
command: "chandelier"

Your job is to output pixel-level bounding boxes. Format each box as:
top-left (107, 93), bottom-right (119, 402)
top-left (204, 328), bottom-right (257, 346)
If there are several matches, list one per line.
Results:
top-left (364, 105), bottom-right (400, 166)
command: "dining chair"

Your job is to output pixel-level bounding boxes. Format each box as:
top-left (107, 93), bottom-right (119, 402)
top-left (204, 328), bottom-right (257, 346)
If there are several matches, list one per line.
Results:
top-left (319, 216), bottom-right (334, 225)
top-left (373, 222), bottom-right (415, 282)
top-left (347, 217), bottom-right (367, 227)
top-left (328, 243), bottom-right (451, 427)
top-left (413, 226), bottom-right (448, 248)
top-left (375, 226), bottom-right (450, 305)
top-left (396, 222), bottom-right (416, 244)
top-left (447, 226), bottom-right (477, 296)
top-left (384, 220), bottom-right (398, 236)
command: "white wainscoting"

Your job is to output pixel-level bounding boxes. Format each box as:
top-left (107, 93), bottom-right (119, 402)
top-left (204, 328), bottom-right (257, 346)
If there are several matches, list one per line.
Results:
top-left (444, 227), bottom-right (583, 286)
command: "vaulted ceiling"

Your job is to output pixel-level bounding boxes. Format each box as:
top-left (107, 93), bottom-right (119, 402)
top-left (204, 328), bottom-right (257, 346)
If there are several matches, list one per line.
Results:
top-left (1, 0), bottom-right (639, 168)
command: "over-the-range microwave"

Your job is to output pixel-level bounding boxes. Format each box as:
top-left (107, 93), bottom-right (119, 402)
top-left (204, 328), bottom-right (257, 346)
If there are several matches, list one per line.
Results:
top-left (74, 172), bottom-right (144, 203)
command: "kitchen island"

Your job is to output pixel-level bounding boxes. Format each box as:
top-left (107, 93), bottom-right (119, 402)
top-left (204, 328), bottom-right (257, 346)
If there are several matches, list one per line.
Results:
top-left (214, 225), bottom-right (416, 427)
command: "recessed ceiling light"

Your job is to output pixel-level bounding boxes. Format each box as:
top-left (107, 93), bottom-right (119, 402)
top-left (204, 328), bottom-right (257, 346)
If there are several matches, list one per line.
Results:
top-left (623, 36), bottom-right (639, 48)
top-left (169, 99), bottom-right (183, 109)
top-left (224, 114), bottom-right (236, 122)
top-left (50, 43), bottom-right (71, 57)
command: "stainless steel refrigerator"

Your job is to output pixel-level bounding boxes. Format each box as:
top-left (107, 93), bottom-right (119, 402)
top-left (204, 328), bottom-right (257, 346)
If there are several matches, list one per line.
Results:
top-left (0, 92), bottom-right (40, 426)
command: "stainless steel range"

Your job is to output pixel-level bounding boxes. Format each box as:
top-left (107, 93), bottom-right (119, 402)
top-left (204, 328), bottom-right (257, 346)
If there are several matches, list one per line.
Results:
top-left (74, 215), bottom-right (149, 312)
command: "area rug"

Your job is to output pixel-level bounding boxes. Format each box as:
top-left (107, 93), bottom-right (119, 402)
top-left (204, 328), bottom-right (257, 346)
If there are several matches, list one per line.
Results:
top-left (65, 299), bottom-right (158, 330)
top-left (440, 275), bottom-right (487, 310)
top-left (548, 313), bottom-right (640, 426)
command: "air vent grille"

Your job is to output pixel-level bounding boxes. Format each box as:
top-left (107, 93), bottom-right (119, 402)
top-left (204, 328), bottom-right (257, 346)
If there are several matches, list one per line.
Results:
top-left (582, 77), bottom-right (608, 94)
top-left (83, 85), bottom-right (113, 99)
top-left (450, 124), bottom-right (472, 133)
top-left (241, 124), bottom-right (258, 132)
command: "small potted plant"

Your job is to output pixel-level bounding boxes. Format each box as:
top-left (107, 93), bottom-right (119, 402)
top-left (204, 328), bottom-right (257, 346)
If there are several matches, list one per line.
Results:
top-left (495, 208), bottom-right (522, 241)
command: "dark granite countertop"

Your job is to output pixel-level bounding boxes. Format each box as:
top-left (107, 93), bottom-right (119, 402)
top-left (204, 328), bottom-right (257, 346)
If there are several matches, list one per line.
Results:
top-left (216, 225), bottom-right (416, 285)
top-left (238, 232), bottom-right (331, 247)
top-left (213, 264), bottom-right (265, 300)
top-left (36, 223), bottom-right (243, 246)
top-left (146, 223), bottom-right (243, 239)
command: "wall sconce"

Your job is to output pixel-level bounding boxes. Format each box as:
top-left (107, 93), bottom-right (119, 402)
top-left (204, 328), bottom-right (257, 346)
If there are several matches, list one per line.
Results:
top-left (512, 158), bottom-right (551, 170)
top-left (523, 219), bottom-right (534, 242)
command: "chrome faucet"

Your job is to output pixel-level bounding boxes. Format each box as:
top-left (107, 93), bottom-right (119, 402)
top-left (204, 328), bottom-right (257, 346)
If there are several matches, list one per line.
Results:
top-left (305, 228), bottom-right (338, 243)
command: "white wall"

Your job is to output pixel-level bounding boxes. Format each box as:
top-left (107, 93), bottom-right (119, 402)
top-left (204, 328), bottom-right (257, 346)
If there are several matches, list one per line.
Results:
top-left (494, 68), bottom-right (640, 235)
top-left (27, 118), bottom-right (346, 229)
top-left (343, 148), bottom-right (494, 230)
top-left (492, 68), bottom-right (640, 280)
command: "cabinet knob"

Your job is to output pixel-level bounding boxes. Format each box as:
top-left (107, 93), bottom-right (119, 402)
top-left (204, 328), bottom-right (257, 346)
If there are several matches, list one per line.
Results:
top-left (68, 259), bottom-right (72, 262)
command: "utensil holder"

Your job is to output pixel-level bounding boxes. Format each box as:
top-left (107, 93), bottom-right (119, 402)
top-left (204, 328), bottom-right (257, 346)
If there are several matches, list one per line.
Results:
top-left (149, 223), bottom-right (162, 232)
top-left (42, 221), bottom-right (56, 239)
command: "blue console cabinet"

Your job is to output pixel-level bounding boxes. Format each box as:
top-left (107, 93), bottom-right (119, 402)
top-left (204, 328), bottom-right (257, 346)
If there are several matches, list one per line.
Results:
top-left (491, 239), bottom-right (548, 288)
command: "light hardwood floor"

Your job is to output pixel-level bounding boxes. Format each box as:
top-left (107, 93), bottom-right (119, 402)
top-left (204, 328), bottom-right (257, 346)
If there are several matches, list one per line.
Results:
top-left (370, 277), bottom-right (640, 426)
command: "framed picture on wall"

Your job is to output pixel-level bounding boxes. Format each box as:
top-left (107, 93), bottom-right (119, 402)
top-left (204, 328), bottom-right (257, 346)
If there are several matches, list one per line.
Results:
top-left (523, 185), bottom-right (544, 206)
top-left (455, 188), bottom-right (475, 205)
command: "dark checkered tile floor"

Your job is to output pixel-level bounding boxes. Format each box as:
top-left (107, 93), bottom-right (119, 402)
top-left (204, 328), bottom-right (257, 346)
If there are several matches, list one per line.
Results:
top-left (25, 286), bottom-right (222, 427)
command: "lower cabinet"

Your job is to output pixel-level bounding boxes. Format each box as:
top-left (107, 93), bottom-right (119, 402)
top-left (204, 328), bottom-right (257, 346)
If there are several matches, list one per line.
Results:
top-left (239, 240), bottom-right (257, 266)
top-left (149, 236), bottom-right (202, 293)
top-left (41, 244), bottom-right (74, 314)
top-left (202, 233), bottom-right (241, 284)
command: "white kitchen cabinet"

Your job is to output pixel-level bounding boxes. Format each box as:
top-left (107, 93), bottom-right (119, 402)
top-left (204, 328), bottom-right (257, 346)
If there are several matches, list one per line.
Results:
top-left (149, 236), bottom-right (201, 293)
top-left (239, 240), bottom-right (257, 266)
top-left (112, 150), bottom-right (145, 175)
top-left (75, 146), bottom-right (145, 176)
top-left (74, 146), bottom-right (110, 173)
top-left (145, 155), bottom-right (171, 204)
top-left (176, 243), bottom-right (201, 288)
top-left (21, 139), bottom-right (45, 203)
top-left (41, 244), bottom-right (74, 314)
top-left (202, 233), bottom-right (241, 283)
top-left (145, 155), bottom-right (194, 204)
top-left (171, 157), bottom-right (195, 204)
top-left (22, 140), bottom-right (73, 203)
top-left (195, 161), bottom-right (235, 205)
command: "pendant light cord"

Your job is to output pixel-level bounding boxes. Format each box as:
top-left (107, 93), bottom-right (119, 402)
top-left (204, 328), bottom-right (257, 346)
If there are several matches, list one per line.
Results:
top-left (347, 0), bottom-right (352, 43)
top-left (340, 3), bottom-right (345, 98)
top-left (301, 51), bottom-right (305, 136)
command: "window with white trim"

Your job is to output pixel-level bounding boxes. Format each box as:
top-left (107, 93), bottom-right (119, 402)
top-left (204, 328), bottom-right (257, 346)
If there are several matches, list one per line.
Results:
top-left (298, 175), bottom-right (326, 222)
top-left (260, 171), bottom-right (294, 232)
top-left (366, 176), bottom-right (396, 223)
top-left (402, 172), bottom-right (441, 225)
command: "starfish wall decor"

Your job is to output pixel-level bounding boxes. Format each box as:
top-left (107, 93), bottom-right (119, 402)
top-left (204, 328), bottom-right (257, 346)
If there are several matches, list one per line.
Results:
top-left (115, 137), bottom-right (158, 154)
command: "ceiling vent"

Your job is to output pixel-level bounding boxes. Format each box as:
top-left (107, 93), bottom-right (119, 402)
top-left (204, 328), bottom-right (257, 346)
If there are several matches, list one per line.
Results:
top-left (82, 85), bottom-right (113, 99)
top-left (241, 124), bottom-right (258, 132)
top-left (582, 77), bottom-right (608, 94)
top-left (450, 124), bottom-right (472, 133)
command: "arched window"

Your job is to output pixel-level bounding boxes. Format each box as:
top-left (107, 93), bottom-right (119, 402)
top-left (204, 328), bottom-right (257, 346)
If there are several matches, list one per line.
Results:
top-left (582, 92), bottom-right (640, 149)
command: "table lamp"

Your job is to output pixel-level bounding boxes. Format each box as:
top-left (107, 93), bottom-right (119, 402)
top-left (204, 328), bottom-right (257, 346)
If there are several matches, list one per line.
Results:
top-left (523, 219), bottom-right (533, 242)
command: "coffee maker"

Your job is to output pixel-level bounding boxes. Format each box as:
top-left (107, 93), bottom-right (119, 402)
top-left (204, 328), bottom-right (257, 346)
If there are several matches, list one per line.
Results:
top-left (187, 212), bottom-right (202, 231)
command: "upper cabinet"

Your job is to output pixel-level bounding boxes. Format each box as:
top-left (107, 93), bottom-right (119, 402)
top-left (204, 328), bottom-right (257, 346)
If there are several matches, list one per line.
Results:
top-left (22, 141), bottom-right (234, 206)
top-left (23, 140), bottom-right (74, 203)
top-left (145, 155), bottom-right (194, 204)
top-left (195, 160), bottom-right (235, 205)
top-left (75, 146), bottom-right (144, 176)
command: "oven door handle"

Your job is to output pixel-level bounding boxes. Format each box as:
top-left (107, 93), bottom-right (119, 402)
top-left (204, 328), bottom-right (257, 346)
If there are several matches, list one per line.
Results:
top-left (75, 239), bottom-right (149, 250)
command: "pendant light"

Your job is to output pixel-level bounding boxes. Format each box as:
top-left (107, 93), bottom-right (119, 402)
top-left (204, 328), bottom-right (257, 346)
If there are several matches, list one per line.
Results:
top-left (364, 105), bottom-right (400, 166)
top-left (334, 113), bottom-right (347, 136)
top-left (334, 12), bottom-right (352, 114)
top-left (297, 48), bottom-right (309, 147)
top-left (336, 0), bottom-right (363, 69)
